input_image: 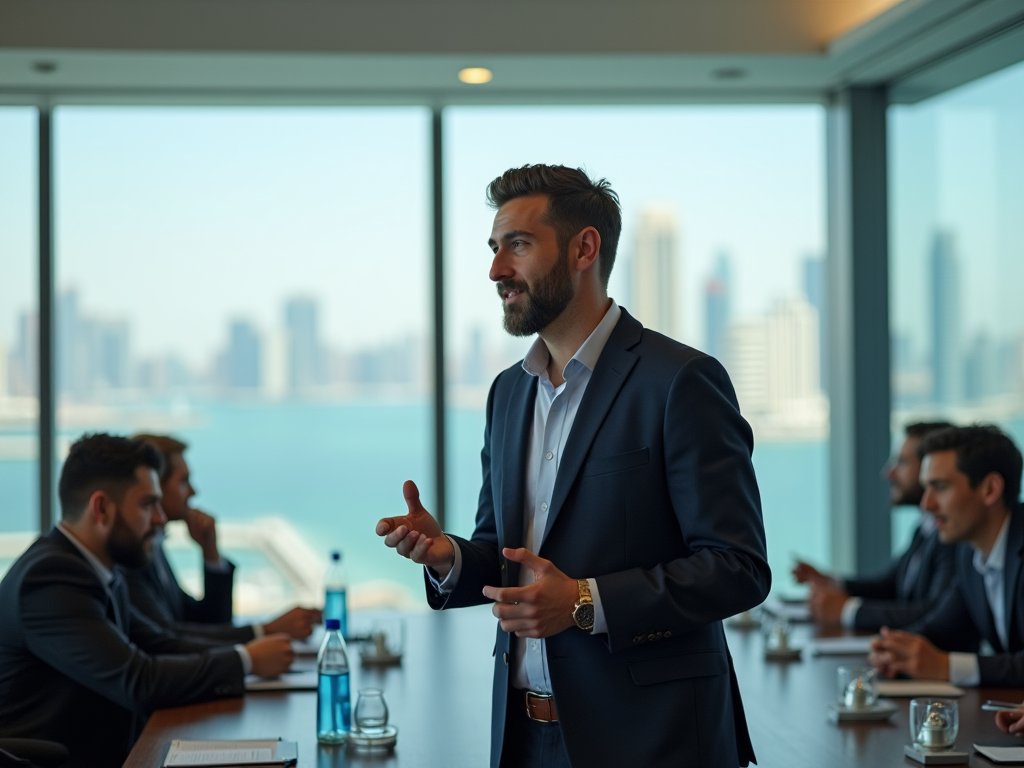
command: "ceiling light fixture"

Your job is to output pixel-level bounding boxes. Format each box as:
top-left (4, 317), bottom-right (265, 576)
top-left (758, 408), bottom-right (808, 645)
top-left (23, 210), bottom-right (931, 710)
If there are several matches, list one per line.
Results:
top-left (458, 67), bottom-right (493, 85)
top-left (33, 61), bottom-right (58, 74)
top-left (712, 67), bottom-right (747, 81)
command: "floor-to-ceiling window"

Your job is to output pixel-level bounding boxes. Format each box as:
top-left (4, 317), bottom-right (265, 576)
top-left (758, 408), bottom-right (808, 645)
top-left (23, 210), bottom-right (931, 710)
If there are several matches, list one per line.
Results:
top-left (443, 106), bottom-right (828, 593)
top-left (0, 107), bottom-right (38, 577)
top-left (52, 107), bottom-right (433, 614)
top-left (889, 60), bottom-right (1024, 543)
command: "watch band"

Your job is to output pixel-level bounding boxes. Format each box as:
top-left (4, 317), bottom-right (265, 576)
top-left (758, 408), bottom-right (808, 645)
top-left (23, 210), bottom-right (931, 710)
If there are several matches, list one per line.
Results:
top-left (577, 579), bottom-right (592, 604)
top-left (572, 579), bottom-right (595, 631)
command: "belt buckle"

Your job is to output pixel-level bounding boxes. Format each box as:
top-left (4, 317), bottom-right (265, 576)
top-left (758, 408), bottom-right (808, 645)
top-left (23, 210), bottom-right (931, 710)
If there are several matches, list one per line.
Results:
top-left (524, 690), bottom-right (556, 723)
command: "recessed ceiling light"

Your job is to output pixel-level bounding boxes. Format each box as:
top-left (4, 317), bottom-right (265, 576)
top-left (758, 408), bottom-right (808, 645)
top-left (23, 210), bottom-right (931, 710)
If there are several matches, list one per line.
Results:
top-left (458, 67), bottom-right (493, 85)
top-left (712, 67), bottom-right (747, 81)
top-left (33, 61), bottom-right (58, 74)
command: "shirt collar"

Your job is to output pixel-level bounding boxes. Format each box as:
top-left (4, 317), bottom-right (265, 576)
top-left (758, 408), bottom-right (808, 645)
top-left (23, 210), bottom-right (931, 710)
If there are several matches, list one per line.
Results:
top-left (522, 300), bottom-right (622, 383)
top-left (973, 514), bottom-right (1012, 576)
top-left (56, 522), bottom-right (115, 587)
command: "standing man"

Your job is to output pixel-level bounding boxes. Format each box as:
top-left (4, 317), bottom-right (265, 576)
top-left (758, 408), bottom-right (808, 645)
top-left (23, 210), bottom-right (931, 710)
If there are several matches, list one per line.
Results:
top-left (0, 434), bottom-right (293, 768)
top-left (869, 425), bottom-right (1024, 687)
top-left (792, 422), bottom-right (957, 630)
top-left (376, 165), bottom-right (770, 767)
top-left (126, 434), bottom-right (320, 643)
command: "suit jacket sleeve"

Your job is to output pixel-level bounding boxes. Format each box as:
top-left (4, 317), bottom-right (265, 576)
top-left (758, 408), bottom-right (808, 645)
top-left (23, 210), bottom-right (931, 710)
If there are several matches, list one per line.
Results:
top-left (844, 561), bottom-right (901, 600)
top-left (20, 556), bottom-right (245, 714)
top-left (595, 355), bottom-right (772, 653)
top-left (425, 379), bottom-right (501, 611)
top-left (181, 562), bottom-right (236, 624)
top-left (907, 577), bottom-right (981, 654)
top-left (851, 542), bottom-right (958, 630)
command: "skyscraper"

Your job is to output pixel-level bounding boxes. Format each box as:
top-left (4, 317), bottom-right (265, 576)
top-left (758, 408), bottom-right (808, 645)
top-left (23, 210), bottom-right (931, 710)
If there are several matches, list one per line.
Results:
top-left (630, 208), bottom-right (680, 339)
top-left (225, 319), bottom-right (262, 389)
top-left (285, 297), bottom-right (323, 395)
top-left (802, 255), bottom-right (827, 391)
top-left (930, 230), bottom-right (962, 405)
top-left (704, 253), bottom-right (731, 359)
top-left (93, 320), bottom-right (130, 390)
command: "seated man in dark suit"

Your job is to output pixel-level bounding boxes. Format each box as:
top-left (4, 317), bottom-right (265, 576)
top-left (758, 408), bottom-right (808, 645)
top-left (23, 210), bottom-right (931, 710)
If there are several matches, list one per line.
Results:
top-left (0, 434), bottom-right (294, 768)
top-left (870, 425), bottom-right (1024, 687)
top-left (793, 421), bottom-right (957, 630)
top-left (127, 434), bottom-right (320, 644)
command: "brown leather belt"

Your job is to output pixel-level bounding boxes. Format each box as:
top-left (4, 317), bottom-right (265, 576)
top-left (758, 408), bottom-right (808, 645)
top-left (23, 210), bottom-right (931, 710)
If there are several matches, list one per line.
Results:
top-left (522, 690), bottom-right (558, 723)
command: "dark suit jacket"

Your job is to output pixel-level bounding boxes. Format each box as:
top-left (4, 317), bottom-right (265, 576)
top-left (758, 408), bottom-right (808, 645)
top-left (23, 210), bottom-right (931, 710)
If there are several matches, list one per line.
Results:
top-left (0, 529), bottom-right (246, 768)
top-left (909, 508), bottom-right (1024, 687)
top-left (843, 523), bottom-right (957, 630)
top-left (123, 540), bottom-right (255, 644)
top-left (427, 310), bottom-right (771, 768)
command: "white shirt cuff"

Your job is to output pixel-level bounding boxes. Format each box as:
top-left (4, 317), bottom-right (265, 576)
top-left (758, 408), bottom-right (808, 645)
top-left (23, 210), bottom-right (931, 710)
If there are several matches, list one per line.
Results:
top-left (840, 597), bottom-right (863, 629)
top-left (251, 623), bottom-right (265, 638)
top-left (588, 578), bottom-right (607, 635)
top-left (426, 536), bottom-right (462, 594)
top-left (948, 652), bottom-right (980, 687)
top-left (235, 644), bottom-right (253, 676)
top-left (205, 557), bottom-right (230, 572)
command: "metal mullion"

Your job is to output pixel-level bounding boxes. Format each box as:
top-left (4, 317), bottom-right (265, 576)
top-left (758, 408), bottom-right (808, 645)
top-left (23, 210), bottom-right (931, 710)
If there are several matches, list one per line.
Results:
top-left (38, 107), bottom-right (55, 534)
top-left (431, 107), bottom-right (446, 529)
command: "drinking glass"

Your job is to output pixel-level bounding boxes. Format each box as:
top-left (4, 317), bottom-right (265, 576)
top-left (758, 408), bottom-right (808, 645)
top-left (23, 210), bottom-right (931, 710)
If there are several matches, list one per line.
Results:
top-left (910, 698), bottom-right (958, 750)
top-left (354, 689), bottom-right (389, 735)
top-left (836, 666), bottom-right (877, 709)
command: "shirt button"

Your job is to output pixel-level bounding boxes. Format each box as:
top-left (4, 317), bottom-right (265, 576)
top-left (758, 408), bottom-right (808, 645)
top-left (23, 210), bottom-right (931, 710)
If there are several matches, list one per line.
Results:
top-left (545, 451), bottom-right (554, 461)
top-left (540, 502), bottom-right (548, 512)
top-left (503, 653), bottom-right (509, 665)
top-left (532, 641), bottom-right (539, 651)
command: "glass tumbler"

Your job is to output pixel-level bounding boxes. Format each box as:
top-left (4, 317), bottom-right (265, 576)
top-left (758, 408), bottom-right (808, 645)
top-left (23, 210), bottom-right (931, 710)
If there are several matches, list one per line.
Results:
top-left (354, 688), bottom-right (389, 735)
top-left (910, 698), bottom-right (959, 750)
top-left (836, 666), bottom-right (877, 710)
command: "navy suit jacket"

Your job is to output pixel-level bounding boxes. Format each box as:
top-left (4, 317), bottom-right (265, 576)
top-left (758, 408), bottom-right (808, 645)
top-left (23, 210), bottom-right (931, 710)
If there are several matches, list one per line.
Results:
top-left (124, 542), bottom-right (255, 644)
top-left (427, 309), bottom-right (771, 768)
top-left (909, 508), bottom-right (1024, 687)
top-left (0, 529), bottom-right (245, 768)
top-left (844, 524), bottom-right (957, 630)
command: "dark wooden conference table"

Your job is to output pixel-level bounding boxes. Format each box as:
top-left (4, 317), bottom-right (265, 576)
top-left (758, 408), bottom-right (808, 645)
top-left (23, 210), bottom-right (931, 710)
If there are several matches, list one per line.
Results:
top-left (125, 605), bottom-right (1024, 768)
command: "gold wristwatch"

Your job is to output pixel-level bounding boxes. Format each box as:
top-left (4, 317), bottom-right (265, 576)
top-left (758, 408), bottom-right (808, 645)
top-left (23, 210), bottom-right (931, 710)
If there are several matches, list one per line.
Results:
top-left (572, 579), bottom-right (595, 631)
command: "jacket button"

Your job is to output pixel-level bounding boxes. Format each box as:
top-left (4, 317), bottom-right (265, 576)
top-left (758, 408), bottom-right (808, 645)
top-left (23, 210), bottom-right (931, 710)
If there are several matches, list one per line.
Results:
top-left (503, 652), bottom-right (509, 665)
top-left (501, 564), bottom-right (505, 571)
top-left (633, 636), bottom-right (640, 644)
top-left (665, 631), bottom-right (672, 638)
top-left (648, 634), bottom-right (656, 642)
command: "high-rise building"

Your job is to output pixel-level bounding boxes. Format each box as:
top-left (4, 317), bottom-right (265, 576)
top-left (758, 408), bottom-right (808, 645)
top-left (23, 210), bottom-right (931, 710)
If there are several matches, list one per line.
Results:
top-left (930, 230), bottom-right (962, 405)
top-left (965, 331), bottom-right (1001, 403)
top-left (11, 311), bottom-right (38, 396)
top-left (802, 255), bottom-right (827, 391)
top-left (225, 319), bottom-right (262, 389)
top-left (630, 208), bottom-right (680, 339)
top-left (726, 319), bottom-right (769, 414)
top-left (93, 320), bottom-right (130, 390)
top-left (704, 253), bottom-right (731, 359)
top-left (463, 326), bottom-right (485, 387)
top-left (285, 297), bottom-right (323, 394)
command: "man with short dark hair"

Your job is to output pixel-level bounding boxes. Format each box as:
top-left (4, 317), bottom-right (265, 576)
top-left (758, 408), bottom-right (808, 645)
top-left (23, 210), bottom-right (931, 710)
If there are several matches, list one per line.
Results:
top-left (126, 434), bottom-right (319, 643)
top-left (376, 165), bottom-right (771, 767)
top-left (792, 421), bottom-right (957, 630)
top-left (0, 434), bottom-right (294, 768)
top-left (870, 425), bottom-right (1024, 687)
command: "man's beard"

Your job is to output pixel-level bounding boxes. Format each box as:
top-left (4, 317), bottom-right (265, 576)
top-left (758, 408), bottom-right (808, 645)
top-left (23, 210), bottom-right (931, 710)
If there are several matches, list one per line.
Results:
top-left (107, 510), bottom-right (154, 569)
top-left (893, 483), bottom-right (924, 507)
top-left (497, 248), bottom-right (575, 337)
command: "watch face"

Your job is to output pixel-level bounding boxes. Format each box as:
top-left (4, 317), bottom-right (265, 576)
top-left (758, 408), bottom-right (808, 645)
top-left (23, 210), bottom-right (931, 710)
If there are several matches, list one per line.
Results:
top-left (574, 603), bottom-right (595, 629)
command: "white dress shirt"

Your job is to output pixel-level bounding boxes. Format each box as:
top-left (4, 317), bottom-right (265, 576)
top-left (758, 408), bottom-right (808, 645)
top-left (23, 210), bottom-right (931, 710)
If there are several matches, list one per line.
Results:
top-left (431, 300), bottom-right (622, 693)
top-left (948, 514), bottom-right (1011, 687)
top-left (58, 523), bottom-right (252, 674)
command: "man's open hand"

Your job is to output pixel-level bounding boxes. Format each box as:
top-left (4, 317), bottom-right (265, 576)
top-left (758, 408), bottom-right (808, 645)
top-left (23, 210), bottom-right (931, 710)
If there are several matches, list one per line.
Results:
top-left (264, 607), bottom-right (322, 639)
top-left (481, 548), bottom-right (579, 639)
top-left (376, 480), bottom-right (455, 579)
top-left (869, 627), bottom-right (950, 680)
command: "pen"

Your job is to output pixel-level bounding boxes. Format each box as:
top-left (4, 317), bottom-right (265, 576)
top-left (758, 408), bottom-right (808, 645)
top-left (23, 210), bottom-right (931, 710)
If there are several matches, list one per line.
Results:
top-left (981, 700), bottom-right (1022, 712)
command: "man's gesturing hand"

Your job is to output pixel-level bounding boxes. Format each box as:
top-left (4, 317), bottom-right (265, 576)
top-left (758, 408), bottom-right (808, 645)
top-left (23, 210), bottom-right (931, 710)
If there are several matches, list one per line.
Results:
top-left (869, 627), bottom-right (950, 680)
top-left (245, 634), bottom-right (295, 678)
top-left (264, 607), bottom-right (322, 639)
top-left (481, 548), bottom-right (580, 639)
top-left (376, 480), bottom-right (455, 579)
top-left (996, 707), bottom-right (1024, 735)
top-left (808, 581), bottom-right (849, 624)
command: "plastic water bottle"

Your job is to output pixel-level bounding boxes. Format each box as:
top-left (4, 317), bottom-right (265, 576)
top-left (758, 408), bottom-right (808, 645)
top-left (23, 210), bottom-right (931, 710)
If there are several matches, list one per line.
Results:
top-left (324, 551), bottom-right (348, 638)
top-left (317, 618), bottom-right (351, 744)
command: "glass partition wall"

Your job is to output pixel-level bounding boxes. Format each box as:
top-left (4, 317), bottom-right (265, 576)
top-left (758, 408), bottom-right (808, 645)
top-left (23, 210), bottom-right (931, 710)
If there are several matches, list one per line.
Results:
top-left (52, 107), bottom-right (433, 614)
top-left (889, 61), bottom-right (1024, 547)
top-left (443, 106), bottom-right (830, 594)
top-left (0, 108), bottom-right (39, 578)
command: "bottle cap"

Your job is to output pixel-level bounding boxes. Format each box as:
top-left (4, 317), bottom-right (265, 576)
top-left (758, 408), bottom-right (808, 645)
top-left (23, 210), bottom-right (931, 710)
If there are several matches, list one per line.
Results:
top-left (326, 619), bottom-right (341, 631)
top-left (331, 551), bottom-right (340, 561)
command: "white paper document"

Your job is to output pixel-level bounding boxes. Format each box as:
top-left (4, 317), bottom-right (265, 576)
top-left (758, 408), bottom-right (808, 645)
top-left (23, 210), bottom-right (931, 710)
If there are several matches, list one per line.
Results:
top-left (163, 739), bottom-right (297, 766)
top-left (807, 636), bottom-right (875, 656)
top-left (876, 680), bottom-right (966, 697)
top-left (245, 671), bottom-right (318, 692)
top-left (973, 744), bottom-right (1024, 764)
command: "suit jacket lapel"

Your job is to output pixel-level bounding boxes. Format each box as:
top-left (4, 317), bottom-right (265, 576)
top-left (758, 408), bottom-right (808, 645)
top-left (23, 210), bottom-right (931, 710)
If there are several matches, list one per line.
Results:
top-left (1003, 510), bottom-right (1023, 650)
top-left (501, 371), bottom-right (536, 583)
top-left (541, 314), bottom-right (641, 546)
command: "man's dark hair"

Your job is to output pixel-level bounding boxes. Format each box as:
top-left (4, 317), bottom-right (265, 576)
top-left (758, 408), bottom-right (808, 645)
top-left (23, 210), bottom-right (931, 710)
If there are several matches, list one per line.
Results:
top-left (919, 425), bottom-right (1023, 509)
top-left (133, 433), bottom-right (188, 482)
top-left (906, 421), bottom-right (955, 441)
top-left (58, 433), bottom-right (164, 521)
top-left (486, 165), bottom-right (622, 288)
